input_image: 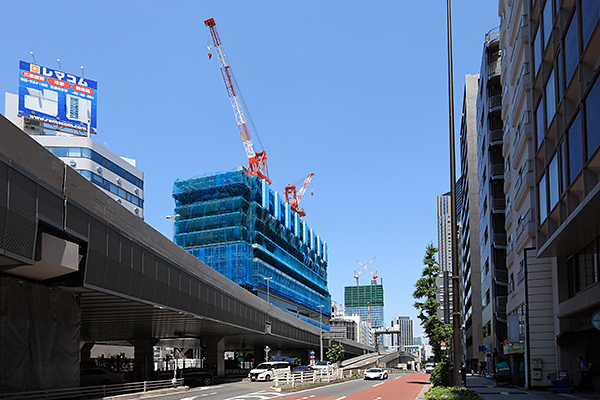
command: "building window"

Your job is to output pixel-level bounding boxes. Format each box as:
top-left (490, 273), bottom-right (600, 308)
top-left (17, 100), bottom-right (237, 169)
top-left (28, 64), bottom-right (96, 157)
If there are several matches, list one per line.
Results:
top-left (548, 153), bottom-right (559, 210)
top-left (567, 113), bottom-right (583, 185)
top-left (567, 239), bottom-right (599, 297)
top-left (546, 69), bottom-right (557, 127)
top-left (585, 76), bottom-right (600, 160)
top-left (539, 173), bottom-right (548, 222)
top-left (534, 27), bottom-right (543, 76)
top-left (536, 99), bottom-right (545, 148)
top-left (564, 10), bottom-right (578, 87)
top-left (582, 0), bottom-right (599, 48)
top-left (543, 0), bottom-right (553, 49)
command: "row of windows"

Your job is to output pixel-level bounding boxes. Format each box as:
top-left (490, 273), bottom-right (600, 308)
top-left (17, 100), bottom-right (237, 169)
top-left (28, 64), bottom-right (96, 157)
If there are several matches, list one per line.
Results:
top-left (534, 0), bottom-right (600, 223)
top-left (567, 237), bottom-right (600, 297)
top-left (78, 169), bottom-right (144, 208)
top-left (45, 146), bottom-right (143, 189)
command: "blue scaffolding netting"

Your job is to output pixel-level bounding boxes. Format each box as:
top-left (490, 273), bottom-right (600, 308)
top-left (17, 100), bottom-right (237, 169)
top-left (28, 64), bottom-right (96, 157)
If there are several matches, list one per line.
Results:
top-left (173, 167), bottom-right (331, 321)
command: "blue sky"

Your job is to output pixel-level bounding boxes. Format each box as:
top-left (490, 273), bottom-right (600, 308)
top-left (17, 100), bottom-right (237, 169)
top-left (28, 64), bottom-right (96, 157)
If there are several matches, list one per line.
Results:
top-left (1, 1), bottom-right (500, 337)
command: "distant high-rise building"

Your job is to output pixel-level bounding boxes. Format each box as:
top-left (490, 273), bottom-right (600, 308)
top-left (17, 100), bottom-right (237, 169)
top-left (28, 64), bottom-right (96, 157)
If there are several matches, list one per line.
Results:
top-left (436, 192), bottom-right (453, 324)
top-left (344, 283), bottom-right (384, 328)
top-left (391, 316), bottom-right (413, 349)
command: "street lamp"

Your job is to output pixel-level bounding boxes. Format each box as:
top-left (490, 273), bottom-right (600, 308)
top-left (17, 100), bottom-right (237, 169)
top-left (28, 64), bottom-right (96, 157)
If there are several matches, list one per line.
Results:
top-left (318, 304), bottom-right (324, 361)
top-left (165, 214), bottom-right (180, 242)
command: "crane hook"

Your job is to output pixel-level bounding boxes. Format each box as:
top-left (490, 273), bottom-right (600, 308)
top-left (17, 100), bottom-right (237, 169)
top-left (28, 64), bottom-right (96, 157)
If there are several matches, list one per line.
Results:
top-left (208, 53), bottom-right (212, 59)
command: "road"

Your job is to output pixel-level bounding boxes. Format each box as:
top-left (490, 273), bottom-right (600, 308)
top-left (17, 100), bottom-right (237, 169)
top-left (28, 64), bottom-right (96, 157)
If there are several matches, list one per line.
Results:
top-left (138, 372), bottom-right (430, 400)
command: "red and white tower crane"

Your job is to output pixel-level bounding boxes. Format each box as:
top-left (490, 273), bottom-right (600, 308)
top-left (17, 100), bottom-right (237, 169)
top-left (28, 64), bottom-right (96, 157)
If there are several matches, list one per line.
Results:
top-left (354, 257), bottom-right (378, 285)
top-left (284, 173), bottom-right (314, 217)
top-left (204, 18), bottom-right (271, 184)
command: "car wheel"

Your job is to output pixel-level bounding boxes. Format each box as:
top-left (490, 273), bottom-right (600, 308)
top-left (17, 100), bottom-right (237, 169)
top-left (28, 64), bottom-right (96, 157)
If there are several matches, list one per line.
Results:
top-left (264, 374), bottom-right (271, 382)
top-left (202, 377), bottom-right (212, 386)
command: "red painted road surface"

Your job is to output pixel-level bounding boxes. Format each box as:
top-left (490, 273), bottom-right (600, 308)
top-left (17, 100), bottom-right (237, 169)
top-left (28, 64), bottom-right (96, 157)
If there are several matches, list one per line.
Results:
top-left (277, 373), bottom-right (430, 400)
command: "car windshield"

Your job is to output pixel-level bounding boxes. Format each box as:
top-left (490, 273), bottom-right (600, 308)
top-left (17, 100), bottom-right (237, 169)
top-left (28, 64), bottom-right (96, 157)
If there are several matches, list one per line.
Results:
top-left (368, 368), bottom-right (382, 372)
top-left (255, 363), bottom-right (272, 369)
top-left (316, 361), bottom-right (328, 365)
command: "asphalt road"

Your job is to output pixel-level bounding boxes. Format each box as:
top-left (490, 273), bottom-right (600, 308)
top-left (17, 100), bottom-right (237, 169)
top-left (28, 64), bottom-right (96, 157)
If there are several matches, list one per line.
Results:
top-left (135, 372), bottom-right (429, 400)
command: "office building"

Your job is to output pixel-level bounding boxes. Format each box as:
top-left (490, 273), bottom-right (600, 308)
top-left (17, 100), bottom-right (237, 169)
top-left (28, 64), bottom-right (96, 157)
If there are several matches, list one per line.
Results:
top-left (172, 167), bottom-right (331, 329)
top-left (391, 316), bottom-right (414, 349)
top-left (458, 73), bottom-right (484, 373)
top-left (499, 0), bottom-right (600, 388)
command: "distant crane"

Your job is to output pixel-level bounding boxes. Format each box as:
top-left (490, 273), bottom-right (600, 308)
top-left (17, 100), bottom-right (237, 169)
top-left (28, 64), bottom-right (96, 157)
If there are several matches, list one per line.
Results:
top-left (204, 18), bottom-right (271, 184)
top-left (284, 173), bottom-right (314, 217)
top-left (354, 257), bottom-right (377, 285)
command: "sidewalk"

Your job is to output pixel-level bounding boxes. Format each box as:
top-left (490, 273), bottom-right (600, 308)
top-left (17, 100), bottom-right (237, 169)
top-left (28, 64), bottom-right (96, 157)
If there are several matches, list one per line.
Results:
top-left (466, 375), bottom-right (600, 400)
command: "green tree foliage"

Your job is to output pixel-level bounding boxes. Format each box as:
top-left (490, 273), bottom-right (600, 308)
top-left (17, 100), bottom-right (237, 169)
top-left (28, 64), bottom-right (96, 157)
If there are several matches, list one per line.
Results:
top-left (413, 243), bottom-right (452, 362)
top-left (430, 361), bottom-right (450, 387)
top-left (326, 344), bottom-right (345, 365)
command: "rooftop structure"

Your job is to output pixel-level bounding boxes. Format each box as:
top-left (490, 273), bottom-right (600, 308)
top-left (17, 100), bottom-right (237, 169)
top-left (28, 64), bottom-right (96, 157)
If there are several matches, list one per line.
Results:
top-left (172, 167), bottom-right (330, 329)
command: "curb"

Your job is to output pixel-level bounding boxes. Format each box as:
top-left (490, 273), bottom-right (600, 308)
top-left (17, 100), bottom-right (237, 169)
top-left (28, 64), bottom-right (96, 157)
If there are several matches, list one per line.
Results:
top-left (103, 386), bottom-right (189, 400)
top-left (415, 382), bottom-right (432, 400)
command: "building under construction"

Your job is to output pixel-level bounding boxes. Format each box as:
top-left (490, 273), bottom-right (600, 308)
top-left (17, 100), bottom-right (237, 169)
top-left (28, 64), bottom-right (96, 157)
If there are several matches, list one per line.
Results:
top-left (172, 167), bottom-right (330, 329)
top-left (344, 283), bottom-right (384, 328)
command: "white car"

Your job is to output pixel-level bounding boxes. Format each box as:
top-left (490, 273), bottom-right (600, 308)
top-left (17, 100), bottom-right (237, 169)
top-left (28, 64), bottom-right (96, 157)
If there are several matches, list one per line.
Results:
top-left (248, 362), bottom-right (291, 382)
top-left (364, 368), bottom-right (388, 380)
top-left (424, 363), bottom-right (436, 373)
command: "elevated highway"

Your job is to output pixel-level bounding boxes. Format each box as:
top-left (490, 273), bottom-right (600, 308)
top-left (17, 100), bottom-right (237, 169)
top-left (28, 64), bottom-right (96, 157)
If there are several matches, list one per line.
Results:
top-left (0, 115), bottom-right (372, 392)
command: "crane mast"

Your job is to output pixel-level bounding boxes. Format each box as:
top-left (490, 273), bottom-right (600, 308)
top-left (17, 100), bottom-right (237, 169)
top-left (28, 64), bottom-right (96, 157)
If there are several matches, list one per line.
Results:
top-left (204, 18), bottom-right (270, 184)
top-left (285, 173), bottom-right (314, 217)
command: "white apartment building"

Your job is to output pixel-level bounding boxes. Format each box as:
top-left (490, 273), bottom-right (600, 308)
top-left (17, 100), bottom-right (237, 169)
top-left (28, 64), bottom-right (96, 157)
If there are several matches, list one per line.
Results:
top-left (4, 93), bottom-right (144, 218)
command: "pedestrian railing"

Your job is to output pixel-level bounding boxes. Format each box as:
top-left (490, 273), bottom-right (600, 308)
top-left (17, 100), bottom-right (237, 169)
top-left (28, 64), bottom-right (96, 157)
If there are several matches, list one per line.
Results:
top-left (0, 378), bottom-right (185, 400)
top-left (274, 368), bottom-right (359, 387)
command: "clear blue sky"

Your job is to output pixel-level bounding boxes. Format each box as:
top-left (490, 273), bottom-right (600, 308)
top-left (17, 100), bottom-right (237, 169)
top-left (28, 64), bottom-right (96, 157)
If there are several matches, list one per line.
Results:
top-left (1, 1), bottom-right (500, 338)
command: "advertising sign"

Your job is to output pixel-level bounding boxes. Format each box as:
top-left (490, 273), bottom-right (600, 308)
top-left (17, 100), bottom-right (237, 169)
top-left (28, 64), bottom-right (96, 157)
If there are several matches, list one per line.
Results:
top-left (18, 61), bottom-right (97, 133)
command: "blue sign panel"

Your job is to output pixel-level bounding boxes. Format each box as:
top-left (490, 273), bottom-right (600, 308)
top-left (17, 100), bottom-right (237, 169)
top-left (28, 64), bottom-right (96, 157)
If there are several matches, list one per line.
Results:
top-left (18, 61), bottom-right (97, 133)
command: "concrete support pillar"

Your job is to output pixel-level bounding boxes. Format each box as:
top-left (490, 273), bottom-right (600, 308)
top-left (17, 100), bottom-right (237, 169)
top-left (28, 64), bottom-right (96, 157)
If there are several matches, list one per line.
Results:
top-left (205, 337), bottom-right (226, 376)
top-left (80, 342), bottom-right (95, 365)
top-left (129, 339), bottom-right (158, 382)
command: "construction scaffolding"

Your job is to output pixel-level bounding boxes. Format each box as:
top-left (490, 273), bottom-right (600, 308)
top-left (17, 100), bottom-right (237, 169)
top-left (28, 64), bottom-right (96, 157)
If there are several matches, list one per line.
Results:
top-left (173, 167), bottom-right (330, 326)
top-left (344, 284), bottom-right (384, 328)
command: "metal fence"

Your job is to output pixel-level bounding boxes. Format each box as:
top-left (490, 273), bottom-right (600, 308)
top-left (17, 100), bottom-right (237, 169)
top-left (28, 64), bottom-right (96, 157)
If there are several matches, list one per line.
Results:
top-left (273, 368), bottom-right (358, 387)
top-left (0, 378), bottom-right (184, 400)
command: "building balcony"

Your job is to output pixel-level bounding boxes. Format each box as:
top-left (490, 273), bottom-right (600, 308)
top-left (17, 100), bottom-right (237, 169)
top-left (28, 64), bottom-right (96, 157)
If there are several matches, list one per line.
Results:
top-left (489, 128), bottom-right (503, 146)
top-left (516, 208), bottom-right (536, 241)
top-left (489, 94), bottom-right (502, 113)
top-left (488, 59), bottom-right (501, 79)
top-left (511, 111), bottom-right (533, 164)
top-left (491, 163), bottom-right (504, 179)
top-left (494, 268), bottom-right (509, 285)
top-left (491, 197), bottom-right (506, 213)
top-left (513, 160), bottom-right (534, 208)
top-left (492, 233), bottom-right (507, 248)
top-left (495, 295), bottom-right (508, 316)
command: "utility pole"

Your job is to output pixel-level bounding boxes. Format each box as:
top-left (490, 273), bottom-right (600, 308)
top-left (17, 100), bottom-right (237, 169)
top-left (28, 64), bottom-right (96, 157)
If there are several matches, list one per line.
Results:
top-left (446, 0), bottom-right (463, 387)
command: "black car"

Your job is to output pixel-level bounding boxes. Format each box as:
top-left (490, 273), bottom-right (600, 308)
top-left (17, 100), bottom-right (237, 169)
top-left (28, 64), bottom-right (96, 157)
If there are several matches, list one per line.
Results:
top-left (159, 368), bottom-right (213, 386)
top-left (181, 368), bottom-right (213, 386)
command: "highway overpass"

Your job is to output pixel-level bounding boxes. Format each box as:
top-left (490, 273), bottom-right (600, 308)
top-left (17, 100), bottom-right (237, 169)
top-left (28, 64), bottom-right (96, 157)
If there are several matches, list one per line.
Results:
top-left (0, 115), bottom-right (372, 393)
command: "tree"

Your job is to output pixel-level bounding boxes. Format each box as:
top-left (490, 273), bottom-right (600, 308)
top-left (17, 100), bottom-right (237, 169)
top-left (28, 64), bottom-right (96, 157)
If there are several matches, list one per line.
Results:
top-left (413, 243), bottom-right (452, 362)
top-left (326, 344), bottom-right (345, 365)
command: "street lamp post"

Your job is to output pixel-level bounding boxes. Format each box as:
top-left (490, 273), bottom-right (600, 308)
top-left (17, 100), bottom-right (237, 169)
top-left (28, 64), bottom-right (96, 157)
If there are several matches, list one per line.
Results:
top-left (318, 304), bottom-right (324, 361)
top-left (446, 0), bottom-right (462, 387)
top-left (165, 214), bottom-right (180, 242)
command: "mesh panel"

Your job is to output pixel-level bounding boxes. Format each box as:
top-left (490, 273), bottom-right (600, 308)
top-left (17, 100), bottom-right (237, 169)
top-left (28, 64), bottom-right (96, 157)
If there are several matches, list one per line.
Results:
top-left (0, 162), bottom-right (8, 252)
top-left (66, 201), bottom-right (88, 239)
top-left (38, 186), bottom-right (63, 227)
top-left (6, 169), bottom-right (37, 260)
